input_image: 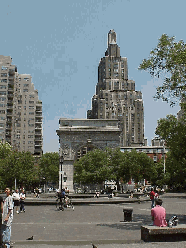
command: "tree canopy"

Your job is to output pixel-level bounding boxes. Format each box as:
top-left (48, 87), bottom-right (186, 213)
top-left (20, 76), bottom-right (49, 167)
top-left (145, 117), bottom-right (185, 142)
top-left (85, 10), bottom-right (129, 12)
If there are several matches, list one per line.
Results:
top-left (155, 114), bottom-right (186, 162)
top-left (38, 152), bottom-right (59, 184)
top-left (0, 143), bottom-right (36, 189)
top-left (139, 34), bottom-right (186, 106)
top-left (74, 149), bottom-right (109, 185)
top-left (0, 143), bottom-right (60, 190)
top-left (155, 114), bottom-right (186, 189)
top-left (74, 148), bottom-right (156, 187)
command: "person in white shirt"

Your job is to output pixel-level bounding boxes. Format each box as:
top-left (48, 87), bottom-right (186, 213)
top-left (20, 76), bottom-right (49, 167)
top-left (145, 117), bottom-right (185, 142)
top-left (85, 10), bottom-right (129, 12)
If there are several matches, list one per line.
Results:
top-left (2, 188), bottom-right (13, 248)
top-left (12, 189), bottom-right (20, 214)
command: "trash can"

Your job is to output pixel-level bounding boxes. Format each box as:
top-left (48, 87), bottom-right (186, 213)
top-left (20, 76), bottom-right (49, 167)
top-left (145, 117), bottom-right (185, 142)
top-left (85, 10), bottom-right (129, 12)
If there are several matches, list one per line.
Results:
top-left (123, 207), bottom-right (133, 222)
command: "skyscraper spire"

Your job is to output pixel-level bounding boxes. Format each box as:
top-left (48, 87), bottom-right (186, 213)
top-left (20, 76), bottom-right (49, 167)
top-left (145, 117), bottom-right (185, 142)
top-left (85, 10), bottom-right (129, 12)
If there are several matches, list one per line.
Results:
top-left (108, 29), bottom-right (117, 46)
top-left (87, 31), bottom-right (144, 147)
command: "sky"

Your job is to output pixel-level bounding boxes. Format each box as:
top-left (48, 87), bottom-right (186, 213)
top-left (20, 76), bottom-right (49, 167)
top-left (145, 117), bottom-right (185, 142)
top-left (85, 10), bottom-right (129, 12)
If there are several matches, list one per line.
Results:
top-left (0, 0), bottom-right (185, 153)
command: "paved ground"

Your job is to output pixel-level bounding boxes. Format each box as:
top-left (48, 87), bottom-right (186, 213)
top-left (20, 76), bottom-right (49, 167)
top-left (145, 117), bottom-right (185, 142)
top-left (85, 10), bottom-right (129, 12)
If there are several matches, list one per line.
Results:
top-left (9, 195), bottom-right (186, 247)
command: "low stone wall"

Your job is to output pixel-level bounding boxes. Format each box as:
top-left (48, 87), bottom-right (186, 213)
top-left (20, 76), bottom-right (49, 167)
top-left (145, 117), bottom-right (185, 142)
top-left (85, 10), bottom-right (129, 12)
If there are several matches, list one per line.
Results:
top-left (141, 224), bottom-right (186, 242)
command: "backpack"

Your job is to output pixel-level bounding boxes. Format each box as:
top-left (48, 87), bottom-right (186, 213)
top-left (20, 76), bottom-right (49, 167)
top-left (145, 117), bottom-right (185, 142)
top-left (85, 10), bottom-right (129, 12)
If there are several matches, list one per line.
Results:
top-left (168, 215), bottom-right (178, 228)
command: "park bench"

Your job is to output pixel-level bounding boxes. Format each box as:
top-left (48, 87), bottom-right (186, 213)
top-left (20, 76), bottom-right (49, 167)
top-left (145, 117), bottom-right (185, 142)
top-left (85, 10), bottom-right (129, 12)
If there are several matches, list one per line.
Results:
top-left (141, 224), bottom-right (186, 242)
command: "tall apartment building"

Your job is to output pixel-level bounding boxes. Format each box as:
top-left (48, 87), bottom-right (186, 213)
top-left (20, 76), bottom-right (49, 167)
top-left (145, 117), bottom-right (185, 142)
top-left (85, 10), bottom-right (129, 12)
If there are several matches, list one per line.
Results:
top-left (87, 30), bottom-right (144, 146)
top-left (0, 55), bottom-right (43, 156)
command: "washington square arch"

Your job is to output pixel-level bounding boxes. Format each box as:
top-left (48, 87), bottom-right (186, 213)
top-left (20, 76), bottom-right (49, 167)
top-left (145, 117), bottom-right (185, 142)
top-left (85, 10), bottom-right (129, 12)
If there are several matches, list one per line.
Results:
top-left (56, 119), bottom-right (122, 192)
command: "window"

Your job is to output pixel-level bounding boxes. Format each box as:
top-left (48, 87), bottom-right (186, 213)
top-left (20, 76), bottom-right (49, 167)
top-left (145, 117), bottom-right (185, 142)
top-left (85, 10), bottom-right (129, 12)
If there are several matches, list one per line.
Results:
top-left (0, 86), bottom-right (6, 89)
top-left (153, 156), bottom-right (157, 162)
top-left (0, 103), bottom-right (5, 107)
top-left (23, 84), bottom-right (29, 87)
top-left (114, 81), bottom-right (119, 90)
top-left (24, 77), bottom-right (29, 81)
top-left (0, 92), bottom-right (6, 96)
top-left (1, 73), bottom-right (7, 77)
top-left (1, 79), bottom-right (7, 83)
top-left (28, 130), bottom-right (34, 133)
top-left (1, 66), bottom-right (7, 70)
top-left (23, 89), bottom-right (28, 92)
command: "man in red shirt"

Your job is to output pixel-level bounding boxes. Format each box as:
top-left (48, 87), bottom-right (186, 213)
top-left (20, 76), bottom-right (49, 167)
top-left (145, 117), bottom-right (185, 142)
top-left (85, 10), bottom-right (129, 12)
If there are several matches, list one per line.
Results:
top-left (151, 198), bottom-right (167, 227)
top-left (149, 188), bottom-right (155, 208)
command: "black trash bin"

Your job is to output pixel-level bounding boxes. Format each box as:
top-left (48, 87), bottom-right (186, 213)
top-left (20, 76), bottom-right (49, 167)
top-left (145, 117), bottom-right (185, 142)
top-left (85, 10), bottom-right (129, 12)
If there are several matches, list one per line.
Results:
top-left (123, 207), bottom-right (133, 222)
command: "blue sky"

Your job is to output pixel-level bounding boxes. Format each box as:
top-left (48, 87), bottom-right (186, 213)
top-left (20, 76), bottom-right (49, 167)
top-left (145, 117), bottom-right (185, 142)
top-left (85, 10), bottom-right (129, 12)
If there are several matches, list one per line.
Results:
top-left (1, 0), bottom-right (184, 153)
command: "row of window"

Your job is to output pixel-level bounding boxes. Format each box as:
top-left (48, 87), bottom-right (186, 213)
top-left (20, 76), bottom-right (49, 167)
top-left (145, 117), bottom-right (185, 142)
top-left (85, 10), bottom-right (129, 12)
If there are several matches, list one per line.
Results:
top-left (0, 92), bottom-right (6, 95)
top-left (0, 85), bottom-right (6, 89)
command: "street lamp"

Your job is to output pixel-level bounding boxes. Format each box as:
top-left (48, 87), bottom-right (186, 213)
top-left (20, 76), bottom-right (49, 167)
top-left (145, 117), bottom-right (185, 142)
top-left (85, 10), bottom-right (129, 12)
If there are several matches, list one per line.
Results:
top-left (59, 155), bottom-right (64, 192)
top-left (163, 141), bottom-right (166, 174)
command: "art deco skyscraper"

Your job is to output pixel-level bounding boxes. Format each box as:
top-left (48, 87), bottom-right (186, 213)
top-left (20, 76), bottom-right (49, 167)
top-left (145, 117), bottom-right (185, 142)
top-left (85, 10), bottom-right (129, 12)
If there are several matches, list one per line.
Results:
top-left (0, 55), bottom-right (43, 155)
top-left (87, 30), bottom-right (144, 146)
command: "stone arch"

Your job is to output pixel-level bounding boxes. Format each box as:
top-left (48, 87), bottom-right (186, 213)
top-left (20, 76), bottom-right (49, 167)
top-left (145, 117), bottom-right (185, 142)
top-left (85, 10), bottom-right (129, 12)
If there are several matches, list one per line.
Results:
top-left (56, 119), bottom-right (121, 192)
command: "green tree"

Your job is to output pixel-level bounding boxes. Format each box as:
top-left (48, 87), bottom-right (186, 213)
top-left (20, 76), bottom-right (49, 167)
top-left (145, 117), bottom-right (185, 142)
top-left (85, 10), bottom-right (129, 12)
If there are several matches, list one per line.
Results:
top-left (155, 115), bottom-right (186, 162)
top-left (151, 160), bottom-right (165, 187)
top-left (139, 34), bottom-right (186, 106)
top-left (0, 148), bottom-right (36, 189)
top-left (134, 150), bottom-right (156, 183)
top-left (155, 115), bottom-right (186, 189)
top-left (164, 151), bottom-right (186, 190)
top-left (121, 150), bottom-right (156, 184)
top-left (74, 149), bottom-right (109, 185)
top-left (108, 148), bottom-right (130, 190)
top-left (0, 142), bottom-right (12, 188)
top-left (38, 152), bottom-right (59, 185)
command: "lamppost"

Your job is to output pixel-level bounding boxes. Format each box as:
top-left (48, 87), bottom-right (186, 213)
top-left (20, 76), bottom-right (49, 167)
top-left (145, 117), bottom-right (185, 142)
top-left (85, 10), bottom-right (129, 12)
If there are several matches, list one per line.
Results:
top-left (59, 155), bottom-right (64, 192)
top-left (163, 141), bottom-right (166, 174)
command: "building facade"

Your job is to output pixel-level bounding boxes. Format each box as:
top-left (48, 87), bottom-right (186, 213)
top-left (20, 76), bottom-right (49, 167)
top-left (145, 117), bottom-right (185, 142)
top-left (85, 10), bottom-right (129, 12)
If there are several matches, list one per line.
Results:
top-left (121, 138), bottom-right (168, 163)
top-left (0, 55), bottom-right (43, 155)
top-left (87, 30), bottom-right (144, 147)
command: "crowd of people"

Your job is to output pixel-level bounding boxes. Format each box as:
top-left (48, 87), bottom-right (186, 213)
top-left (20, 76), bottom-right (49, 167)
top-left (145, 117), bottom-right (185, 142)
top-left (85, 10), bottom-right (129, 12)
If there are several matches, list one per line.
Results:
top-left (0, 188), bottom-right (26, 248)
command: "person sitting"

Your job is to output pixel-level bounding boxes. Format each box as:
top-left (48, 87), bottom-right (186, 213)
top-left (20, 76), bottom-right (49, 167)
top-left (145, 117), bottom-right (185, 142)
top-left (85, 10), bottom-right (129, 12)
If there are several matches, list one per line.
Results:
top-left (151, 198), bottom-right (167, 227)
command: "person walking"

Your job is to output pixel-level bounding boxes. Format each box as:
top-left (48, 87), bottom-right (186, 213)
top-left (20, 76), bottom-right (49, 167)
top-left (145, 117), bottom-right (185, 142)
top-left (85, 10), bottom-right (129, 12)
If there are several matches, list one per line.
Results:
top-left (2, 188), bottom-right (13, 248)
top-left (149, 187), bottom-right (155, 208)
top-left (12, 189), bottom-right (20, 214)
top-left (19, 189), bottom-right (26, 213)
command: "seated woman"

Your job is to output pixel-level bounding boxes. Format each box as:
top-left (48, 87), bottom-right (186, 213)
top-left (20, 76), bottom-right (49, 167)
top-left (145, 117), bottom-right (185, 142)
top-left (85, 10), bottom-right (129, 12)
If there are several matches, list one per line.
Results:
top-left (151, 198), bottom-right (167, 227)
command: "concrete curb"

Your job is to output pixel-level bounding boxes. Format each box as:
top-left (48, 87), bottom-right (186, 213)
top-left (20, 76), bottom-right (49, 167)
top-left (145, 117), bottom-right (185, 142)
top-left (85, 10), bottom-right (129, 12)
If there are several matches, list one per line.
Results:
top-left (24, 197), bottom-right (150, 205)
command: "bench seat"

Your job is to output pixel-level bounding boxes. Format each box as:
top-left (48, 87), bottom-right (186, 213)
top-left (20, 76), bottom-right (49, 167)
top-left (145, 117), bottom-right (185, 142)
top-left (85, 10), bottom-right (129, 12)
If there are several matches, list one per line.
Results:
top-left (141, 224), bottom-right (186, 242)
